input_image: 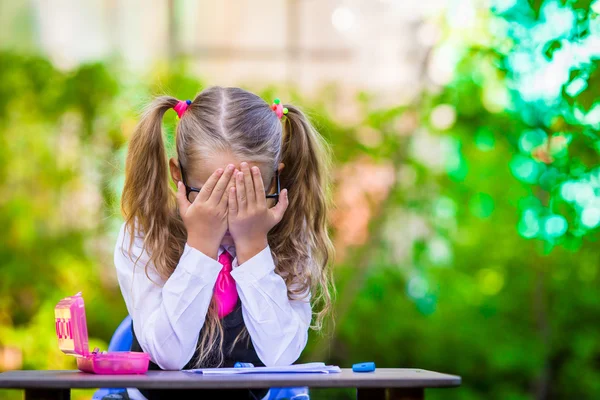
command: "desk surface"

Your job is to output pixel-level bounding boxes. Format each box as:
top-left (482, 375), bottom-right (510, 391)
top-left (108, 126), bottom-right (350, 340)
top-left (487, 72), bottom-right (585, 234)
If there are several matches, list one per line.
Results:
top-left (0, 369), bottom-right (461, 390)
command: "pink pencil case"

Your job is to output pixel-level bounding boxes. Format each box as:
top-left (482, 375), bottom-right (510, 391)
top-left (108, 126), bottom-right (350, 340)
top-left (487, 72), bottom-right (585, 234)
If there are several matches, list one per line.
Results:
top-left (55, 292), bottom-right (150, 374)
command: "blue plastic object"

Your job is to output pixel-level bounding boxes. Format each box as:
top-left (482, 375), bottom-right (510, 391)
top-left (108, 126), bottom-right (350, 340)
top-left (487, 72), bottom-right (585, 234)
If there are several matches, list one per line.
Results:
top-left (352, 362), bottom-right (376, 372)
top-left (267, 387), bottom-right (310, 399)
top-left (94, 315), bottom-right (310, 400)
top-left (234, 362), bottom-right (255, 368)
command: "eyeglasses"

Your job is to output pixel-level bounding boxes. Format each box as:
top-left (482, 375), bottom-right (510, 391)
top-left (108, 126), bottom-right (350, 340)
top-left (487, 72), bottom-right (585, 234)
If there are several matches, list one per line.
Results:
top-left (179, 164), bottom-right (280, 204)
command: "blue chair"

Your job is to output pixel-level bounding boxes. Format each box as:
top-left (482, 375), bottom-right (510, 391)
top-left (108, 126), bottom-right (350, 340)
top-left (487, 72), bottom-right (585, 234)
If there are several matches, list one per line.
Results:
top-left (94, 316), bottom-right (309, 400)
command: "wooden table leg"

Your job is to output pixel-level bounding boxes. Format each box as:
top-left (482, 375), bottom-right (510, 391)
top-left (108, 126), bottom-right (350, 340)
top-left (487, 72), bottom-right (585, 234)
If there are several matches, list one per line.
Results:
top-left (25, 389), bottom-right (70, 400)
top-left (357, 388), bottom-right (386, 400)
top-left (357, 388), bottom-right (424, 400)
top-left (389, 388), bottom-right (424, 400)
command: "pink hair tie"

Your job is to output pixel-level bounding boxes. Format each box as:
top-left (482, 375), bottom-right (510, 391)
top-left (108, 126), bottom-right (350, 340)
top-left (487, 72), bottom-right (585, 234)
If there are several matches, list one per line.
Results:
top-left (173, 99), bottom-right (192, 119)
top-left (271, 98), bottom-right (288, 119)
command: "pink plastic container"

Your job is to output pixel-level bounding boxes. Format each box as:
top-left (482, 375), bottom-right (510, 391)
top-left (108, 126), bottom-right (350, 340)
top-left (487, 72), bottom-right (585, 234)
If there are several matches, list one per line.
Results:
top-left (55, 292), bottom-right (150, 374)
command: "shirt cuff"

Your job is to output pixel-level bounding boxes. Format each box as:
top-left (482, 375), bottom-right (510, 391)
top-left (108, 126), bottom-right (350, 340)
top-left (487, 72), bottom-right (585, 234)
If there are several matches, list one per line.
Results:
top-left (181, 243), bottom-right (223, 277)
top-left (230, 245), bottom-right (275, 283)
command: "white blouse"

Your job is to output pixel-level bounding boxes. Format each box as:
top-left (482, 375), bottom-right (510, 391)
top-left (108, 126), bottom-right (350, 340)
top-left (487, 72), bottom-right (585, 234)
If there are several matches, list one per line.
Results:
top-left (113, 221), bottom-right (312, 370)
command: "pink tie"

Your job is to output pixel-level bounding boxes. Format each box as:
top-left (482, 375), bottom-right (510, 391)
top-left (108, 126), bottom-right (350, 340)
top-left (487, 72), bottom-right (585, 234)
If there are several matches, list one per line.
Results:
top-left (214, 250), bottom-right (238, 318)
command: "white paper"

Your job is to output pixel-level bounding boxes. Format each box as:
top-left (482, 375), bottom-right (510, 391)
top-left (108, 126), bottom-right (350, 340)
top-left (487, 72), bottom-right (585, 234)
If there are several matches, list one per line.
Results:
top-left (185, 362), bottom-right (341, 375)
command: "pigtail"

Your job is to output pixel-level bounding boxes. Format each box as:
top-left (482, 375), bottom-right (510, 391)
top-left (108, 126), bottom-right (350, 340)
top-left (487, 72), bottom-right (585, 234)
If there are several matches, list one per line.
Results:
top-left (272, 104), bottom-right (335, 330)
top-left (121, 96), bottom-right (186, 281)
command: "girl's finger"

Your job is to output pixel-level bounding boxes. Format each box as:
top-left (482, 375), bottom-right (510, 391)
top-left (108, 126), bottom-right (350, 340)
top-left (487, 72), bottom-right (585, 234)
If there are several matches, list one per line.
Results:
top-left (219, 173), bottom-right (235, 210)
top-left (270, 188), bottom-right (289, 224)
top-left (252, 166), bottom-right (267, 209)
top-left (228, 186), bottom-right (237, 215)
top-left (236, 170), bottom-right (247, 210)
top-left (209, 164), bottom-right (235, 205)
top-left (198, 168), bottom-right (224, 202)
top-left (241, 162), bottom-right (256, 206)
top-left (175, 180), bottom-right (190, 216)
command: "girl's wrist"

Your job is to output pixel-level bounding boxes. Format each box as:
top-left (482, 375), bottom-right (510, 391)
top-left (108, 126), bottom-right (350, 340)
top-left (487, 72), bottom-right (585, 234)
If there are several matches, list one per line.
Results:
top-left (235, 235), bottom-right (268, 265)
top-left (187, 237), bottom-right (220, 260)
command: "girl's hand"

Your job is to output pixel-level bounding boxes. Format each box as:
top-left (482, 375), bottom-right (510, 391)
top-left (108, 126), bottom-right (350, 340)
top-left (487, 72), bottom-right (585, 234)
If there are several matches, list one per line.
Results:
top-left (176, 164), bottom-right (235, 259)
top-left (228, 162), bottom-right (289, 262)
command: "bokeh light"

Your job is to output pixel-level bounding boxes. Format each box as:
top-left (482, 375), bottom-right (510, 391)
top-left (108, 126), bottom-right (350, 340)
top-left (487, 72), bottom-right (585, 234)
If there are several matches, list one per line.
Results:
top-left (543, 214), bottom-right (568, 238)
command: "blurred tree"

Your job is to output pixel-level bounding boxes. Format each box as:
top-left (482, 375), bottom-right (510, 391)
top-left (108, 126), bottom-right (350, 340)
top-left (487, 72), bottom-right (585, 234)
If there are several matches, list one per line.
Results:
top-left (308, 1), bottom-right (600, 399)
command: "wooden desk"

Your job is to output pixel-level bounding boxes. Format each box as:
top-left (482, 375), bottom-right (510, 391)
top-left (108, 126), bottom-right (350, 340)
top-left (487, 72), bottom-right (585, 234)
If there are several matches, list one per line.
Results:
top-left (0, 368), bottom-right (461, 399)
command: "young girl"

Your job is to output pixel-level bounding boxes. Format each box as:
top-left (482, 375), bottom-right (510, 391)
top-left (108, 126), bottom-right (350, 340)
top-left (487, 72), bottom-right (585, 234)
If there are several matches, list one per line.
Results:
top-left (114, 86), bottom-right (334, 399)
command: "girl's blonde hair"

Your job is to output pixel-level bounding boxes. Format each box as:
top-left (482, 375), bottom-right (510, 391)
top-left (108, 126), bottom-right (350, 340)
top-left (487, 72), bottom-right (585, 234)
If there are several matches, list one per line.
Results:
top-left (120, 86), bottom-right (334, 368)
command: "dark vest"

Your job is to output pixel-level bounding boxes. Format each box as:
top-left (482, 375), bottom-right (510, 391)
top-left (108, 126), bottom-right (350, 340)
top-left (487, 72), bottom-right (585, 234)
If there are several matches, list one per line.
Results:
top-left (130, 299), bottom-right (268, 399)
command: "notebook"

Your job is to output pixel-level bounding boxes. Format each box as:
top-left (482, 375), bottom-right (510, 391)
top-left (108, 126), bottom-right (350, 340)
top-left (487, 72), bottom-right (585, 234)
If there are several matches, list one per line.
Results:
top-left (185, 362), bottom-right (341, 375)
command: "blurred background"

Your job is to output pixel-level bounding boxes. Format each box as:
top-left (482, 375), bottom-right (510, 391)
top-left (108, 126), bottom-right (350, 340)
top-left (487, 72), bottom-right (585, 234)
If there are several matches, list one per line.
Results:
top-left (1, 0), bottom-right (599, 399)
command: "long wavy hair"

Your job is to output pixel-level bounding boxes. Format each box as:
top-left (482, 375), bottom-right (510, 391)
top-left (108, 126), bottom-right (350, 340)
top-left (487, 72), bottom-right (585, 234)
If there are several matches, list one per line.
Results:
top-left (120, 86), bottom-right (334, 368)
